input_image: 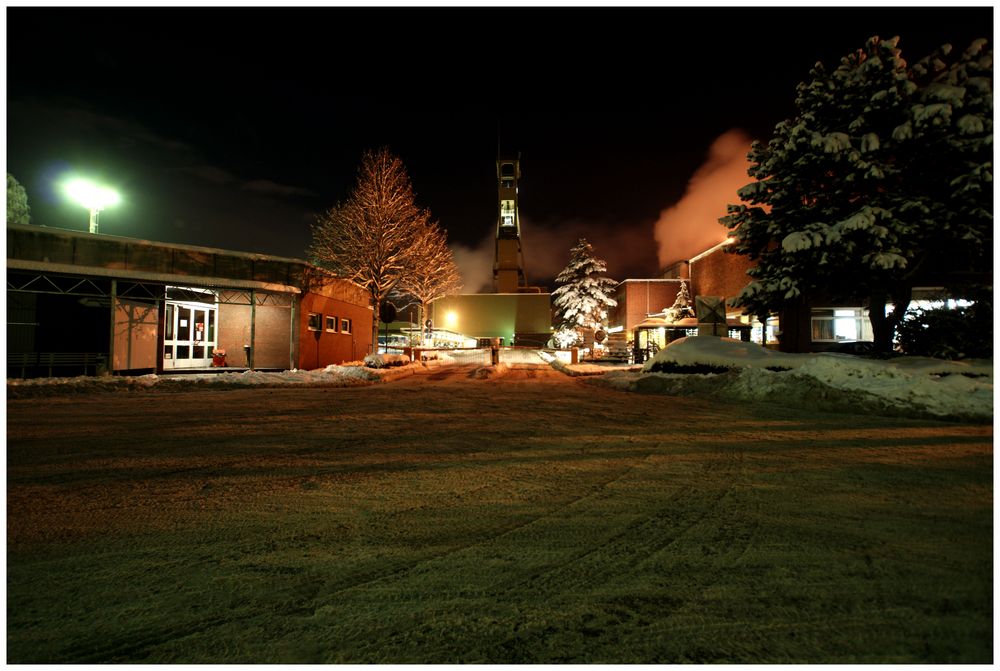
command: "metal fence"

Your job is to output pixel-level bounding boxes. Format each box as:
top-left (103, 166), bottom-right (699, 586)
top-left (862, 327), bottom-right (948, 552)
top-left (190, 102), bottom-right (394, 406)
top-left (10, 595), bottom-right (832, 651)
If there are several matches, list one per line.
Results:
top-left (390, 346), bottom-right (549, 367)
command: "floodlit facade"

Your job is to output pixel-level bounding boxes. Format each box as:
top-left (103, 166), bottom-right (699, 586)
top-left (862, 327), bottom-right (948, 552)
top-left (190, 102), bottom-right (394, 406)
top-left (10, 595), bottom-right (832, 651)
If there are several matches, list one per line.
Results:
top-left (7, 224), bottom-right (373, 377)
top-left (429, 293), bottom-right (552, 347)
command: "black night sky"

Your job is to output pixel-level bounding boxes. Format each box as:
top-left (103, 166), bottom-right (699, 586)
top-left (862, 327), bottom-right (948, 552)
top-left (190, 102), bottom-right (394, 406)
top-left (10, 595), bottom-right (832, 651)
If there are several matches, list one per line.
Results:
top-left (5, 4), bottom-right (993, 291)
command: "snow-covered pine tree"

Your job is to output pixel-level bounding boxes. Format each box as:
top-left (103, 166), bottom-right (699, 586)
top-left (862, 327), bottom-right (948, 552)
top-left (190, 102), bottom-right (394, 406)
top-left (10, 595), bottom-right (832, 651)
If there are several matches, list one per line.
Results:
top-left (551, 238), bottom-right (618, 346)
top-left (665, 280), bottom-right (694, 322)
top-left (897, 39), bottom-right (993, 305)
top-left (722, 35), bottom-right (993, 352)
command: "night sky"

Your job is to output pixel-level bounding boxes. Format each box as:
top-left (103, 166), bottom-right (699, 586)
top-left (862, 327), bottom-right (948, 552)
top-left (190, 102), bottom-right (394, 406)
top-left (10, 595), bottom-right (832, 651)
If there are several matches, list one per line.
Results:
top-left (6, 4), bottom-right (993, 291)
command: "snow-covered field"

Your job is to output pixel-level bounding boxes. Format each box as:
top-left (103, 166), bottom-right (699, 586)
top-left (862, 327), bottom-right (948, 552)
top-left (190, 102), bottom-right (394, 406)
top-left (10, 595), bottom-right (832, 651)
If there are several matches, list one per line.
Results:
top-left (7, 337), bottom-right (992, 421)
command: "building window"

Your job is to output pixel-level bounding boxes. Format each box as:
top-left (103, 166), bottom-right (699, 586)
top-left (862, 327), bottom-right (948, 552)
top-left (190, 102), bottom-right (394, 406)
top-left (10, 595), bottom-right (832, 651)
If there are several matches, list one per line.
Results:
top-left (326, 316), bottom-right (338, 332)
top-left (750, 316), bottom-right (779, 345)
top-left (811, 308), bottom-right (873, 342)
top-left (307, 313), bottom-right (321, 331)
top-left (340, 318), bottom-right (352, 334)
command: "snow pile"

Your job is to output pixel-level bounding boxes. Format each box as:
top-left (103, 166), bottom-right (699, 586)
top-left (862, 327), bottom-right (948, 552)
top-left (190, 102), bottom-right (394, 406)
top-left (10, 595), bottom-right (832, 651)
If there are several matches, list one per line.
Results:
top-left (601, 337), bottom-right (993, 421)
top-left (7, 365), bottom-right (390, 397)
top-left (472, 362), bottom-right (511, 379)
top-left (539, 351), bottom-right (626, 377)
top-left (641, 336), bottom-right (808, 370)
top-left (363, 353), bottom-right (412, 368)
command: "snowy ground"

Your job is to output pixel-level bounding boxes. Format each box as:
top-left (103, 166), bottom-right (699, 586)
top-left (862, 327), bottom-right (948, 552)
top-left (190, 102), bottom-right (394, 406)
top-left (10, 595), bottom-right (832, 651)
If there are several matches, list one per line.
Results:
top-left (7, 351), bottom-right (992, 663)
top-left (7, 337), bottom-right (992, 421)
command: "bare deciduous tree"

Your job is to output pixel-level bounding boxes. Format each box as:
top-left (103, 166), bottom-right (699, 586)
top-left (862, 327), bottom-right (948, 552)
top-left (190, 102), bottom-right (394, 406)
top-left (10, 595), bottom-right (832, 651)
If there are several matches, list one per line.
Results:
top-left (309, 148), bottom-right (430, 353)
top-left (397, 221), bottom-right (463, 344)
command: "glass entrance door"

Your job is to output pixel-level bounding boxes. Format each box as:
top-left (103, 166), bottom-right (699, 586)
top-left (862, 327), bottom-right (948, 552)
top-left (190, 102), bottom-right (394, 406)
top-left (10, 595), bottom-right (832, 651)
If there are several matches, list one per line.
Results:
top-left (163, 299), bottom-right (217, 369)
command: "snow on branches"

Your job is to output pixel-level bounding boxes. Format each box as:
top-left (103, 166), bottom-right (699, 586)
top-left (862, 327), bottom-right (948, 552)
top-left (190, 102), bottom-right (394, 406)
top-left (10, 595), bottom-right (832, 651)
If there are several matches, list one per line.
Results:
top-left (722, 34), bottom-right (993, 351)
top-left (309, 147), bottom-right (436, 352)
top-left (552, 238), bottom-right (618, 345)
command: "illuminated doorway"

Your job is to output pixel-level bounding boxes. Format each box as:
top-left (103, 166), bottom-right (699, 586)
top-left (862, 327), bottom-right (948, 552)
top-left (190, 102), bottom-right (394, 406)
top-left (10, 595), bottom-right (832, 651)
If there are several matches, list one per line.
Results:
top-left (163, 287), bottom-right (218, 369)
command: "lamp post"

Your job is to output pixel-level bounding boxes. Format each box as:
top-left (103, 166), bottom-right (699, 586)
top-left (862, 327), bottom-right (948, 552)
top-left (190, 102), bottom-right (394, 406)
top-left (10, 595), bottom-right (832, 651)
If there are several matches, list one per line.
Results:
top-left (63, 178), bottom-right (120, 234)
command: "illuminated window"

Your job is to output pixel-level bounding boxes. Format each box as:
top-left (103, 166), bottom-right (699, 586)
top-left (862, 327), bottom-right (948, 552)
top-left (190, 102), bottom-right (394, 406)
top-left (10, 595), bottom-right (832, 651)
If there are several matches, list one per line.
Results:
top-left (500, 199), bottom-right (515, 227)
top-left (307, 313), bottom-right (321, 331)
top-left (165, 304), bottom-right (174, 340)
top-left (340, 318), bottom-right (352, 334)
top-left (810, 308), bottom-right (873, 342)
top-left (326, 316), bottom-right (338, 332)
top-left (750, 316), bottom-right (779, 345)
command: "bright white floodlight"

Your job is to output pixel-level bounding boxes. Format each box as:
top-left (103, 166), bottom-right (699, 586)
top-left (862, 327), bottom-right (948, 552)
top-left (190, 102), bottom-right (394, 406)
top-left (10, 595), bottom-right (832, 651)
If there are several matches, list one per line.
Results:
top-left (63, 178), bottom-right (120, 234)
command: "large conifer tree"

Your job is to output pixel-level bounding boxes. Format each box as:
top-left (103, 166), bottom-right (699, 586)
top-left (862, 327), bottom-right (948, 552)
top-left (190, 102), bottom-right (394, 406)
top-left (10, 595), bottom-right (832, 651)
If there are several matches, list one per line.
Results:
top-left (723, 36), bottom-right (992, 352)
top-left (552, 238), bottom-right (618, 345)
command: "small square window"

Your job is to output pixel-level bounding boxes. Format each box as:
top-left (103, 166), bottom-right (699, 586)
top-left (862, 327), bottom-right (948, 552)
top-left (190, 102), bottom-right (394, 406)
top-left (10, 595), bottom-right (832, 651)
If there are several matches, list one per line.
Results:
top-left (340, 318), bottom-right (352, 334)
top-left (326, 316), bottom-right (338, 332)
top-left (307, 313), bottom-right (321, 331)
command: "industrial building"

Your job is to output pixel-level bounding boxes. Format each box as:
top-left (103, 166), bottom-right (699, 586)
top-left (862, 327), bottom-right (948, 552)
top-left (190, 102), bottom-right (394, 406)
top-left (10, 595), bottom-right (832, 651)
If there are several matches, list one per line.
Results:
top-left (425, 155), bottom-right (554, 347)
top-left (7, 223), bottom-right (373, 378)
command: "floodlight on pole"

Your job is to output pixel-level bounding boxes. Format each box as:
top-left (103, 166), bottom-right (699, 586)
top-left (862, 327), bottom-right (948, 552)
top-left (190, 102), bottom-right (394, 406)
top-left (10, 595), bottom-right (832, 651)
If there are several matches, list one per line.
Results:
top-left (63, 178), bottom-right (120, 234)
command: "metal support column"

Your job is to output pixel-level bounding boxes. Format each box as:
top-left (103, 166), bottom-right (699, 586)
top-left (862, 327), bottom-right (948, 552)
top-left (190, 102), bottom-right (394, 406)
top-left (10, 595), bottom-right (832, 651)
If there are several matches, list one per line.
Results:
top-left (106, 279), bottom-right (116, 376)
top-left (289, 294), bottom-right (299, 370)
top-left (249, 289), bottom-right (256, 370)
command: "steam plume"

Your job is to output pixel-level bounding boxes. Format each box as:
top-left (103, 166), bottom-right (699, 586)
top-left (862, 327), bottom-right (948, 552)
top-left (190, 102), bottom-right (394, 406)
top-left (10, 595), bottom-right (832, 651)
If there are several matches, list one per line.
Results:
top-left (653, 129), bottom-right (753, 269)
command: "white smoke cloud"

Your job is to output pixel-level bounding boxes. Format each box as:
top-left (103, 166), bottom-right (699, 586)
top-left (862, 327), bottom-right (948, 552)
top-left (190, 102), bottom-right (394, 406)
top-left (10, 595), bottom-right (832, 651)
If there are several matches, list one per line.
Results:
top-left (451, 236), bottom-right (495, 294)
top-left (449, 131), bottom-right (754, 293)
top-left (653, 129), bottom-right (753, 269)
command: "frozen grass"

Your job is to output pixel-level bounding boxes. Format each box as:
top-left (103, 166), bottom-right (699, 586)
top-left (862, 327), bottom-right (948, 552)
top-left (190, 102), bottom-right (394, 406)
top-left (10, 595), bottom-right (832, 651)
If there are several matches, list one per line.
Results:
top-left (6, 364), bottom-right (992, 663)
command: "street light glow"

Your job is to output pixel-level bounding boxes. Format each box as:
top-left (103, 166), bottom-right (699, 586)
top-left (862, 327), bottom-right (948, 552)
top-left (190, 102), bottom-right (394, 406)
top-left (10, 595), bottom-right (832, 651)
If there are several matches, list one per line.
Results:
top-left (62, 178), bottom-right (120, 234)
top-left (65, 178), bottom-right (119, 210)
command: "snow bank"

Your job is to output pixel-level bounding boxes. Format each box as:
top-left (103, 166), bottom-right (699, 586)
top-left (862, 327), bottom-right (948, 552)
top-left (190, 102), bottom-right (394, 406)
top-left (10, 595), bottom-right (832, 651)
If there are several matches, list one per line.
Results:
top-left (363, 353), bottom-right (412, 368)
top-left (604, 336), bottom-right (993, 421)
top-left (642, 336), bottom-right (808, 370)
top-left (8, 337), bottom-right (992, 421)
top-left (538, 350), bottom-right (631, 377)
top-left (7, 365), bottom-right (387, 397)
top-left (472, 362), bottom-right (511, 379)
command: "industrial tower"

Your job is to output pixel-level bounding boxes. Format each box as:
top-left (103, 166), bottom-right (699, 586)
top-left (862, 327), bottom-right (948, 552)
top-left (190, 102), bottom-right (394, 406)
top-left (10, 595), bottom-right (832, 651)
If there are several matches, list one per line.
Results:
top-left (493, 156), bottom-right (527, 293)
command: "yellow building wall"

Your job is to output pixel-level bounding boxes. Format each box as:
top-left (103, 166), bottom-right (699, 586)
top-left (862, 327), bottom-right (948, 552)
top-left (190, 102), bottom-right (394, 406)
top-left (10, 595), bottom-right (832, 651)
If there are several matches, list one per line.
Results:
top-left (430, 294), bottom-right (552, 343)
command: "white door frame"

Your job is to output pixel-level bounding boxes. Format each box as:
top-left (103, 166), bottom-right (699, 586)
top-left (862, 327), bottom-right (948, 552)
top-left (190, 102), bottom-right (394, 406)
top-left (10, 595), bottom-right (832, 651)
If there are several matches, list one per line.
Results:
top-left (163, 291), bottom-right (218, 370)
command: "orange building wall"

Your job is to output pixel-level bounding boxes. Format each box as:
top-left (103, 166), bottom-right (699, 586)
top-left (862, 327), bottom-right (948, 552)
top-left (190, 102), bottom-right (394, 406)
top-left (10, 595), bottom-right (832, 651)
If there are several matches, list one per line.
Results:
top-left (298, 278), bottom-right (373, 368)
top-left (690, 247), bottom-right (755, 305)
top-left (610, 281), bottom-right (682, 331)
